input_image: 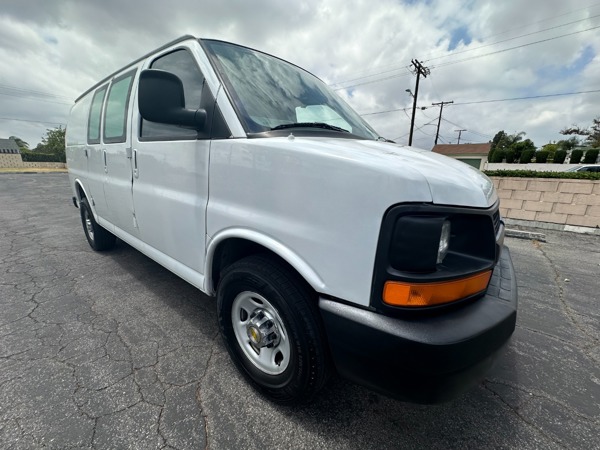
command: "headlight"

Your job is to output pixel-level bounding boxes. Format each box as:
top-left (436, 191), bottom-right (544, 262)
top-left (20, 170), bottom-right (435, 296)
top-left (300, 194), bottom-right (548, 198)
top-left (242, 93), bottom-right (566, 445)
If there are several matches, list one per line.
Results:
top-left (388, 216), bottom-right (450, 273)
top-left (372, 203), bottom-right (500, 311)
top-left (437, 220), bottom-right (451, 264)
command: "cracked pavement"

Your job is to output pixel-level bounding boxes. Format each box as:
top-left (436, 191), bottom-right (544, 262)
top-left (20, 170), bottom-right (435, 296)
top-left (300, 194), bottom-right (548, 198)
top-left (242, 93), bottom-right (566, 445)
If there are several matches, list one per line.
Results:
top-left (1, 173), bottom-right (599, 449)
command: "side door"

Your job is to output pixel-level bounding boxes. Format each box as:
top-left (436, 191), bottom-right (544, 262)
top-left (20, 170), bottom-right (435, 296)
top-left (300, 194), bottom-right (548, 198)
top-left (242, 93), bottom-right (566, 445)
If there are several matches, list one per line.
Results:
top-left (130, 47), bottom-right (216, 273)
top-left (102, 69), bottom-right (139, 238)
top-left (85, 85), bottom-right (110, 219)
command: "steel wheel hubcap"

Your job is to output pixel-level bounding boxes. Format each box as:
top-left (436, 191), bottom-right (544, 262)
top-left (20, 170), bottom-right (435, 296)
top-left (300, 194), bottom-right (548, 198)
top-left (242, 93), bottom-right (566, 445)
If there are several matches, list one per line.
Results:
top-left (84, 210), bottom-right (94, 241)
top-left (232, 291), bottom-right (290, 375)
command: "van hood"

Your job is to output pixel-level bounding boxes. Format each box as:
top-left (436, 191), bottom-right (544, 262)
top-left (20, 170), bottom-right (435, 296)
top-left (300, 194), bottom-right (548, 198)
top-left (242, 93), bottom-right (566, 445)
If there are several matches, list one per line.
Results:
top-left (296, 137), bottom-right (497, 208)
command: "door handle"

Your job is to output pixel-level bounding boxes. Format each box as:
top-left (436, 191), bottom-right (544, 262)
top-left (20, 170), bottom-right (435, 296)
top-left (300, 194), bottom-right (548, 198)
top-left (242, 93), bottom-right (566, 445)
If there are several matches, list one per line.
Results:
top-left (133, 149), bottom-right (139, 178)
top-left (103, 150), bottom-right (107, 173)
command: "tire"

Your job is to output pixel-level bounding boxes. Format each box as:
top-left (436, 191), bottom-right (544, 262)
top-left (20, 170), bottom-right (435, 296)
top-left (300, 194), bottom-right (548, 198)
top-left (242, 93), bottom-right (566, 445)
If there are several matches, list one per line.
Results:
top-left (217, 254), bottom-right (330, 404)
top-left (79, 197), bottom-right (116, 251)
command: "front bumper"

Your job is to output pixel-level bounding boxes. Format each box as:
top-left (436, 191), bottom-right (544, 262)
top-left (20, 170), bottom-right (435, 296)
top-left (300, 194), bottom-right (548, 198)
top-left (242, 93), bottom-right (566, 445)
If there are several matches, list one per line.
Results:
top-left (319, 246), bottom-right (517, 404)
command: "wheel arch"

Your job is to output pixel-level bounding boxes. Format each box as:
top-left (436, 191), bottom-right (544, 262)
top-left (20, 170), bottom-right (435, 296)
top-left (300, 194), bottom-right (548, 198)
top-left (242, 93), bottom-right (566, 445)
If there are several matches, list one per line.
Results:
top-left (73, 179), bottom-right (99, 219)
top-left (205, 229), bottom-right (326, 296)
top-left (73, 179), bottom-right (88, 203)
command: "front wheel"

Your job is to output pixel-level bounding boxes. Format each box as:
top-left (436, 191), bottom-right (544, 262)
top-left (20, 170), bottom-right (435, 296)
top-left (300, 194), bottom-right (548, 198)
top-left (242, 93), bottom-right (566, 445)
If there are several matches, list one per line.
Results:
top-left (79, 198), bottom-right (116, 251)
top-left (217, 255), bottom-right (330, 404)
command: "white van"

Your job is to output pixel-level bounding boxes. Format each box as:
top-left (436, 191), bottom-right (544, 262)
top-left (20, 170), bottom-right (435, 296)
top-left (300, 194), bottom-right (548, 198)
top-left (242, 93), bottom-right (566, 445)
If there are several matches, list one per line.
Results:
top-left (66, 35), bottom-right (517, 404)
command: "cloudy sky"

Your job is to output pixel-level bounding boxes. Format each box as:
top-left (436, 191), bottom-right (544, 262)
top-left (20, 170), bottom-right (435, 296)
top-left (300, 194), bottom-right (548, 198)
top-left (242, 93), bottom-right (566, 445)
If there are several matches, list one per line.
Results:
top-left (1, 0), bottom-right (599, 149)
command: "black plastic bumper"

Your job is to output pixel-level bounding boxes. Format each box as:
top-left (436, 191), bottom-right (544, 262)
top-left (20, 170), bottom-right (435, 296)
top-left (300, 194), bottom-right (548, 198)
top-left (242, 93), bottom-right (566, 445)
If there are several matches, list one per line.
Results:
top-left (319, 246), bottom-right (517, 404)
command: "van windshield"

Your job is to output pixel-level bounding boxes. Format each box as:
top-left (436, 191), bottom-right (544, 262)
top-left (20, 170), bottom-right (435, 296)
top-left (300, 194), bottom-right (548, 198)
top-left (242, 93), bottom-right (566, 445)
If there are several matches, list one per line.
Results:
top-left (202, 40), bottom-right (379, 140)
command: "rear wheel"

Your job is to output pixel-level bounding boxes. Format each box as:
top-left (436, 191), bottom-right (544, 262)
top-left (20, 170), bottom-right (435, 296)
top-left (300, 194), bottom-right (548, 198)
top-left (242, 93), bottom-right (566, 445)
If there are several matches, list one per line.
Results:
top-left (79, 197), bottom-right (116, 251)
top-left (217, 254), bottom-right (330, 404)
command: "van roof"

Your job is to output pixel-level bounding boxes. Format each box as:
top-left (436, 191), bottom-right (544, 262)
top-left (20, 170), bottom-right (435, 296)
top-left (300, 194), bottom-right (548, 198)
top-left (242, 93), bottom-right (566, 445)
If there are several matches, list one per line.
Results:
top-left (75, 34), bottom-right (197, 102)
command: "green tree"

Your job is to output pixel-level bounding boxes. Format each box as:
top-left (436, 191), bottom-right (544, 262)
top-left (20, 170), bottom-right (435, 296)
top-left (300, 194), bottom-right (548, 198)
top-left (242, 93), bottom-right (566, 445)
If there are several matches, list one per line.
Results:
top-left (34, 126), bottom-right (66, 162)
top-left (489, 131), bottom-right (527, 163)
top-left (489, 131), bottom-right (508, 159)
top-left (535, 150), bottom-right (549, 163)
top-left (8, 136), bottom-right (29, 150)
top-left (511, 139), bottom-right (536, 163)
top-left (491, 149), bottom-right (506, 163)
top-left (542, 143), bottom-right (558, 162)
top-left (505, 149), bottom-right (515, 163)
top-left (519, 149), bottom-right (535, 163)
top-left (557, 137), bottom-right (579, 151)
top-left (553, 149), bottom-right (567, 164)
top-left (570, 149), bottom-right (583, 164)
top-left (561, 117), bottom-right (600, 148)
top-left (583, 148), bottom-right (599, 164)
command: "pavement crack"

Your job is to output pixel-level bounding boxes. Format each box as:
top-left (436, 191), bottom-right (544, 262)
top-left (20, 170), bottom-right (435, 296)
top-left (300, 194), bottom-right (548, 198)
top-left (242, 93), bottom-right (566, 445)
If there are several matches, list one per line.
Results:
top-left (196, 331), bottom-right (220, 450)
top-left (483, 381), bottom-right (568, 449)
top-left (533, 241), bottom-right (599, 349)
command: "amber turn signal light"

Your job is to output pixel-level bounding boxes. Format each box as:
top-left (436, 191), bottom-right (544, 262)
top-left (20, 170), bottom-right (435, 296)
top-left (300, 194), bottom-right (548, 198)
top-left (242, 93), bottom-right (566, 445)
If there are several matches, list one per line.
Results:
top-left (383, 270), bottom-right (492, 307)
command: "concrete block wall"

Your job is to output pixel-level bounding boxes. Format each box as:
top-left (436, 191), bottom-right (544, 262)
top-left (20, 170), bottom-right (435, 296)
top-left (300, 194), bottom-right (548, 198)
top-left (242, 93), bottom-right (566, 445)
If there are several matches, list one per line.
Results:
top-left (0, 154), bottom-right (24, 167)
top-left (0, 153), bottom-right (66, 169)
top-left (492, 177), bottom-right (600, 228)
top-left (22, 162), bottom-right (67, 169)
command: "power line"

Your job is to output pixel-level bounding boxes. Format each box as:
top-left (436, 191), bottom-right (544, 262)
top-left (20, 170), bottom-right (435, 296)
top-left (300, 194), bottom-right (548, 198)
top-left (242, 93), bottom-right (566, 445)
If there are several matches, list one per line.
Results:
top-left (0, 117), bottom-right (66, 126)
top-left (334, 22), bottom-right (600, 90)
top-left (332, 71), bottom-right (412, 91)
top-left (424, 13), bottom-right (600, 63)
top-left (361, 107), bottom-right (411, 116)
top-left (451, 89), bottom-right (600, 105)
top-left (440, 118), bottom-right (492, 139)
top-left (329, 66), bottom-right (412, 87)
top-left (432, 24), bottom-right (600, 70)
top-left (358, 89), bottom-right (600, 117)
top-left (0, 83), bottom-right (72, 101)
top-left (328, 4), bottom-right (600, 89)
top-left (0, 91), bottom-right (72, 106)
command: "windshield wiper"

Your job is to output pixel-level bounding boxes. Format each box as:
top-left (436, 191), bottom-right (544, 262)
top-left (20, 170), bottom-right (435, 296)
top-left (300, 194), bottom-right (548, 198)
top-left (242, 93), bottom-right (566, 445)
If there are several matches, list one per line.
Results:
top-left (270, 122), bottom-right (350, 133)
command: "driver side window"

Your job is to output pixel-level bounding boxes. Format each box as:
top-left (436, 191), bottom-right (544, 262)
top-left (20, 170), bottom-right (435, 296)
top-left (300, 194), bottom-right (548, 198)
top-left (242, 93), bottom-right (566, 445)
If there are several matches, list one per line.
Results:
top-left (140, 49), bottom-right (205, 140)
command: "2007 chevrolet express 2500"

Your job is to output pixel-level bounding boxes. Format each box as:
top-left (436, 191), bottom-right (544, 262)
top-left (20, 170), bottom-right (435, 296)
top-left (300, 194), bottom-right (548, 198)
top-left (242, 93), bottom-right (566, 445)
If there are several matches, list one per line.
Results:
top-left (66, 35), bottom-right (517, 404)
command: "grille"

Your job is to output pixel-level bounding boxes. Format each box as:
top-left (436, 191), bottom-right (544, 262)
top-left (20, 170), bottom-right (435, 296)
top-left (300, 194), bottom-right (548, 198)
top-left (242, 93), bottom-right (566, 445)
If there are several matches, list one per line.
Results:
top-left (492, 210), bottom-right (501, 235)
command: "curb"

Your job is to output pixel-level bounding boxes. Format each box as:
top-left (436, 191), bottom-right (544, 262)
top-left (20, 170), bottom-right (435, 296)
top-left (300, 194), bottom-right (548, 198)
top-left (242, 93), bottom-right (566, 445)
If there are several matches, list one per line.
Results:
top-left (505, 228), bottom-right (546, 242)
top-left (504, 218), bottom-right (600, 236)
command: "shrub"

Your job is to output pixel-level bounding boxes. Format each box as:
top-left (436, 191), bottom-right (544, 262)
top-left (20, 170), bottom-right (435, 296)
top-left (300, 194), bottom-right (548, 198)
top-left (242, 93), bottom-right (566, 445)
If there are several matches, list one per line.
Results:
top-left (570, 149), bottom-right (583, 164)
top-left (553, 149), bottom-right (567, 164)
top-left (583, 149), bottom-right (599, 164)
top-left (491, 149), bottom-right (505, 163)
top-left (483, 170), bottom-right (600, 180)
top-left (535, 150), bottom-right (549, 163)
top-left (20, 150), bottom-right (64, 162)
top-left (519, 149), bottom-right (535, 164)
top-left (505, 149), bottom-right (515, 163)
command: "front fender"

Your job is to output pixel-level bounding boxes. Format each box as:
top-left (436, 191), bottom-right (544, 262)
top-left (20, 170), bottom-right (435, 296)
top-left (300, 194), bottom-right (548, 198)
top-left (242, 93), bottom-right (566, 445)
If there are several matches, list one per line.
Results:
top-left (204, 227), bottom-right (326, 295)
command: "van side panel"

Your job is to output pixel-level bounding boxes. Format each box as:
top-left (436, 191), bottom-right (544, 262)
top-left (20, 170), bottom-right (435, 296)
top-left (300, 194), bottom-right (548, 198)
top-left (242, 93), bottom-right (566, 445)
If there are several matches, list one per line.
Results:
top-left (66, 95), bottom-right (92, 202)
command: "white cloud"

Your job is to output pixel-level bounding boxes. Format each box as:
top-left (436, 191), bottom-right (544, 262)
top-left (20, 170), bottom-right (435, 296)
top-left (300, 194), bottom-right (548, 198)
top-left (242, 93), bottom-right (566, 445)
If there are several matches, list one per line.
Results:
top-left (0, 0), bottom-right (599, 148)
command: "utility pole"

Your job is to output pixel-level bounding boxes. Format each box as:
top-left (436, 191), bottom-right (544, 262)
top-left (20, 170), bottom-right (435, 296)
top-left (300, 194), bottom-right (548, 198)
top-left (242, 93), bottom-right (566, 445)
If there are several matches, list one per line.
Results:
top-left (455, 129), bottom-right (467, 144)
top-left (408, 59), bottom-right (430, 146)
top-left (432, 100), bottom-right (453, 146)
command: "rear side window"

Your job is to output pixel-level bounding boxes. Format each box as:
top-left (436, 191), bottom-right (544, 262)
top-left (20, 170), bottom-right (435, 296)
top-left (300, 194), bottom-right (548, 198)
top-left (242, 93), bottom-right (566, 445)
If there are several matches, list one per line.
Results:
top-left (87, 86), bottom-right (107, 144)
top-left (141, 49), bottom-right (204, 140)
top-left (104, 70), bottom-right (136, 143)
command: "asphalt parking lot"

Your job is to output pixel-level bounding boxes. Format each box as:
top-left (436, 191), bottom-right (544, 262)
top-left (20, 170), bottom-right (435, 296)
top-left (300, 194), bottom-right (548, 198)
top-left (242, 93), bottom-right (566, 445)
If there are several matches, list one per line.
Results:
top-left (1, 173), bottom-right (599, 449)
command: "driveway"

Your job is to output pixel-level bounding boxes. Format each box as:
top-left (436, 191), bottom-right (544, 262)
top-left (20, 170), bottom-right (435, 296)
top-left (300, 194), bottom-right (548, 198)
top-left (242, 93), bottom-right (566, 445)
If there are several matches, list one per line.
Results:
top-left (1, 173), bottom-right (598, 449)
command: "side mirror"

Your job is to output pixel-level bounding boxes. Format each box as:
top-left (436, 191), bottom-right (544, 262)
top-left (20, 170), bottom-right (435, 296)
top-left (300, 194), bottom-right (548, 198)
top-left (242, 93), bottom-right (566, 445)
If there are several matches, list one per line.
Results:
top-left (138, 69), bottom-right (206, 129)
